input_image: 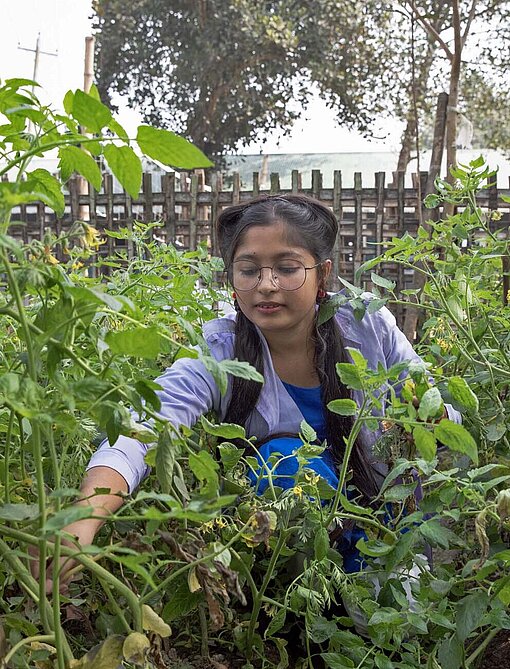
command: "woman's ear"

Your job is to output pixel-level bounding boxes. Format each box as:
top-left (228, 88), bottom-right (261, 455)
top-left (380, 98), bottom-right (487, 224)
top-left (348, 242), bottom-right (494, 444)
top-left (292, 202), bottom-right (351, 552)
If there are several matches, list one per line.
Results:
top-left (322, 259), bottom-right (333, 285)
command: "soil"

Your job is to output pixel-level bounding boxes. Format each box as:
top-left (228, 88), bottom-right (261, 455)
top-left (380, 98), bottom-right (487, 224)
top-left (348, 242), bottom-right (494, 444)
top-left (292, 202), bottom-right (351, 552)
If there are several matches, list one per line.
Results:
top-left (479, 630), bottom-right (510, 669)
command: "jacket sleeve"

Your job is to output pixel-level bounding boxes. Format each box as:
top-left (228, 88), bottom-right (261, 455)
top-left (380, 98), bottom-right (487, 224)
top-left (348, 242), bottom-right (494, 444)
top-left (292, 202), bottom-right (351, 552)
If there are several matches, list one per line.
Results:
top-left (86, 355), bottom-right (221, 492)
top-left (377, 306), bottom-right (462, 424)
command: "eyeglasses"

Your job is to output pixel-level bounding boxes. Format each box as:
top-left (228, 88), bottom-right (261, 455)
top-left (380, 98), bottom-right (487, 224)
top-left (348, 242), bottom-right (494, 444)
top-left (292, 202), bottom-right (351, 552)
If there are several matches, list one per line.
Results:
top-left (229, 259), bottom-right (323, 292)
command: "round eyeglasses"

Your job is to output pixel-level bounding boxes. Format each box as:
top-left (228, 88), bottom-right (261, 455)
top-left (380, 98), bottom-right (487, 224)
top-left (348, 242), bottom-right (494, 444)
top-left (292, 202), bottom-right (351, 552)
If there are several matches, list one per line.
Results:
top-left (229, 259), bottom-right (323, 292)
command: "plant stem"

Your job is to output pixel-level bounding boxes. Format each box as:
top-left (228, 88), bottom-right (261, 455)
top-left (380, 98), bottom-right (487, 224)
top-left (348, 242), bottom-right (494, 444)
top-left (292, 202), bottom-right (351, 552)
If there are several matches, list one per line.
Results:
top-left (3, 410), bottom-right (15, 503)
top-left (0, 247), bottom-right (50, 631)
top-left (245, 529), bottom-right (288, 657)
top-left (465, 627), bottom-right (500, 666)
top-left (1, 634), bottom-right (55, 667)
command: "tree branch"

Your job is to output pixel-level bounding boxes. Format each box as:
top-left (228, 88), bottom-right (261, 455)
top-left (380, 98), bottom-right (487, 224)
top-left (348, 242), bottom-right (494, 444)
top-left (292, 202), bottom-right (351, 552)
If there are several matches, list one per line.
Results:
top-left (462, 0), bottom-right (478, 47)
top-left (405, 0), bottom-right (454, 61)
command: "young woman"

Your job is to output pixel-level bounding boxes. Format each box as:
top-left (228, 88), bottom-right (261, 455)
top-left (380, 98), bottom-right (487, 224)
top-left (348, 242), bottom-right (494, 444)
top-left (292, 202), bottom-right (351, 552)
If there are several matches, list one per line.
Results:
top-left (37, 194), bottom-right (460, 589)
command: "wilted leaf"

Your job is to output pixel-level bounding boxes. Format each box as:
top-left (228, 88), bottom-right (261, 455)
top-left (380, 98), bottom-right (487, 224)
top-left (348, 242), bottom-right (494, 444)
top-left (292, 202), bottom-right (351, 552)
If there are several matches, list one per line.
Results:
top-left (69, 635), bottom-right (124, 669)
top-left (142, 604), bottom-right (172, 637)
top-left (122, 632), bottom-right (150, 666)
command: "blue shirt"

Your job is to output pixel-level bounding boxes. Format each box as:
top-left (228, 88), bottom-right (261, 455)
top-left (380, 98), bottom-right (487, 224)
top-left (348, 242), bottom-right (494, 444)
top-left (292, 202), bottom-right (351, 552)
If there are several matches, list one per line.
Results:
top-left (87, 301), bottom-right (462, 492)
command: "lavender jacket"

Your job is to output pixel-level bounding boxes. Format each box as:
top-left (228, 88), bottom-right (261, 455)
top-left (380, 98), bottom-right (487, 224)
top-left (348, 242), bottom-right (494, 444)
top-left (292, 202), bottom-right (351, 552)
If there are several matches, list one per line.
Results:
top-left (87, 304), bottom-right (461, 492)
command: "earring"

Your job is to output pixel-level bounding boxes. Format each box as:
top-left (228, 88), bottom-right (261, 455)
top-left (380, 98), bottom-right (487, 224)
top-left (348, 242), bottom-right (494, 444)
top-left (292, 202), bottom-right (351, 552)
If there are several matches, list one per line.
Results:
top-left (232, 292), bottom-right (237, 299)
top-left (317, 288), bottom-right (326, 299)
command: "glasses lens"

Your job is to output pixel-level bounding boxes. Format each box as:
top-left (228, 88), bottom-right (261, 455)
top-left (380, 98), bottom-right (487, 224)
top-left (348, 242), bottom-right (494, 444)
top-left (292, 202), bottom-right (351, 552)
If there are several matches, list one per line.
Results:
top-left (273, 260), bottom-right (306, 290)
top-left (231, 260), bottom-right (307, 290)
top-left (231, 260), bottom-right (260, 291)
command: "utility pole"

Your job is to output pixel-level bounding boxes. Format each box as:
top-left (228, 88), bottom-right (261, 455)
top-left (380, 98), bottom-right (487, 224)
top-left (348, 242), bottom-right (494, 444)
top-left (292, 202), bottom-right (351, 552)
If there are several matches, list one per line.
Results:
top-left (79, 37), bottom-right (96, 221)
top-left (18, 33), bottom-right (58, 90)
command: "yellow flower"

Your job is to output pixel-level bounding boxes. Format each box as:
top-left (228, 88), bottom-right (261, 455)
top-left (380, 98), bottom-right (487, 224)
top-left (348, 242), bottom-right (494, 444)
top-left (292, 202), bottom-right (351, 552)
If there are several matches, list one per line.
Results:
top-left (44, 253), bottom-right (59, 265)
top-left (201, 520), bottom-right (215, 532)
top-left (71, 261), bottom-right (84, 271)
top-left (491, 210), bottom-right (502, 221)
top-left (215, 517), bottom-right (228, 529)
top-left (304, 472), bottom-right (320, 485)
top-left (292, 485), bottom-right (304, 499)
top-left (83, 223), bottom-right (106, 250)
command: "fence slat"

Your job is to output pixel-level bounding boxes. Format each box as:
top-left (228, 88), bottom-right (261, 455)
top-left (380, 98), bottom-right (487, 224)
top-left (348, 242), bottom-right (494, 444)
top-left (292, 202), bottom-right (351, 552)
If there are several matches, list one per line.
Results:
top-left (311, 170), bottom-right (322, 199)
top-left (270, 173), bottom-right (280, 194)
top-left (163, 172), bottom-right (176, 248)
top-left (189, 173), bottom-right (198, 251)
top-left (353, 172), bottom-right (363, 278)
top-left (252, 172), bottom-right (259, 198)
top-left (332, 170), bottom-right (342, 291)
top-left (232, 172), bottom-right (240, 205)
top-left (104, 174), bottom-right (114, 260)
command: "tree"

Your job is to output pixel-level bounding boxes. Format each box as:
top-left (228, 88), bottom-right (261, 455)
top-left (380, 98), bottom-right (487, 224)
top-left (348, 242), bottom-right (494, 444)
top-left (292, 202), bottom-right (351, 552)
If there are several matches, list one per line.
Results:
top-left (92, 0), bottom-right (394, 161)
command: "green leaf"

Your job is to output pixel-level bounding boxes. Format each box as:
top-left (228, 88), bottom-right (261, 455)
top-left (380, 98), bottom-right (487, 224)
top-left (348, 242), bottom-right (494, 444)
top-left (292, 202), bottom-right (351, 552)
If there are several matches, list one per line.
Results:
top-left (189, 450), bottom-right (219, 497)
top-left (71, 89), bottom-right (112, 133)
top-left (337, 492), bottom-right (374, 516)
top-left (345, 347), bottom-right (367, 371)
top-left (434, 420), bottom-right (478, 465)
top-left (437, 636), bottom-right (464, 669)
top-left (383, 482), bottom-right (417, 502)
top-left (417, 387), bottom-right (444, 421)
top-left (356, 538), bottom-right (394, 557)
top-left (264, 608), bottom-right (287, 638)
top-left (108, 117), bottom-right (129, 142)
top-left (43, 506), bottom-right (94, 534)
top-left (469, 155), bottom-right (485, 169)
top-left (63, 90), bottom-right (74, 114)
top-left (413, 426), bottom-right (437, 461)
top-left (327, 398), bottom-right (357, 416)
top-left (314, 527), bottom-right (330, 561)
top-left (335, 362), bottom-right (364, 390)
top-left (217, 359), bottom-right (264, 384)
top-left (25, 169), bottom-right (65, 216)
top-left (0, 503), bottom-right (39, 521)
top-left (136, 125), bottom-right (213, 169)
top-left (501, 194), bottom-right (510, 204)
top-left (447, 377), bottom-right (479, 413)
top-left (103, 144), bottom-right (142, 199)
top-left (217, 442), bottom-right (244, 469)
top-left (375, 655), bottom-right (395, 669)
top-left (456, 591), bottom-right (489, 642)
top-left (419, 519), bottom-right (459, 549)
top-left (321, 653), bottom-right (355, 669)
top-left (162, 576), bottom-right (202, 621)
top-left (370, 272), bottom-right (396, 291)
top-left (317, 292), bottom-right (349, 326)
top-left (58, 145), bottom-right (102, 192)
top-left (105, 326), bottom-right (162, 359)
top-left (201, 416), bottom-right (246, 440)
top-left (308, 617), bottom-right (339, 644)
top-left (367, 297), bottom-right (388, 314)
top-left (156, 425), bottom-right (178, 494)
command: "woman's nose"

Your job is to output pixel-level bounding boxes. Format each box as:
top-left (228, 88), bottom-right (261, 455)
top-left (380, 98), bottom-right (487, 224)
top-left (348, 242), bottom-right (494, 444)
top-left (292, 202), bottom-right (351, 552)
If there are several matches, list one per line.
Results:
top-left (257, 267), bottom-right (278, 291)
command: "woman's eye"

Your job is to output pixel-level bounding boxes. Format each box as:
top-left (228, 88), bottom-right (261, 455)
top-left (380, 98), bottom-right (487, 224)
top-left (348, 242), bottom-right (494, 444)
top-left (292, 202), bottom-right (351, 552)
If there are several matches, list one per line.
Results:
top-left (239, 268), bottom-right (258, 276)
top-left (276, 265), bottom-right (300, 275)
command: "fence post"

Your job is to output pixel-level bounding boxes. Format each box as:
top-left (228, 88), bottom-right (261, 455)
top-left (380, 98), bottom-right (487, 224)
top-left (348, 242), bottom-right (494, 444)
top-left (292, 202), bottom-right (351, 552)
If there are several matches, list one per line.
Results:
top-left (291, 170), bottom-right (300, 194)
top-left (311, 170), bottom-right (322, 200)
top-left (143, 173), bottom-right (153, 241)
top-left (104, 174), bottom-right (114, 262)
top-left (211, 173), bottom-right (220, 257)
top-left (189, 173), bottom-right (198, 251)
top-left (375, 171), bottom-right (385, 250)
top-left (353, 172), bottom-right (363, 279)
top-left (270, 173), bottom-right (280, 194)
top-left (163, 172), bottom-right (176, 247)
top-left (232, 173), bottom-right (240, 205)
top-left (332, 170), bottom-right (342, 292)
top-left (252, 172), bottom-right (259, 197)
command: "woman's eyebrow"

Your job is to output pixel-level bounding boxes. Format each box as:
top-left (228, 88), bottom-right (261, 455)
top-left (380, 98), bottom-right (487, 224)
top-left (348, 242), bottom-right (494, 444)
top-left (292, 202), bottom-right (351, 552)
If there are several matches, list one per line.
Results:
top-left (234, 251), bottom-right (305, 261)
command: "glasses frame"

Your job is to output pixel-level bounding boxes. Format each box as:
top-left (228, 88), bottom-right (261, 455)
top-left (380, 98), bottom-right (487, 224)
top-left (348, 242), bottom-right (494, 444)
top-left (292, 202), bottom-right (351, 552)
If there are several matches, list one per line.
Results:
top-left (228, 259), bottom-right (324, 292)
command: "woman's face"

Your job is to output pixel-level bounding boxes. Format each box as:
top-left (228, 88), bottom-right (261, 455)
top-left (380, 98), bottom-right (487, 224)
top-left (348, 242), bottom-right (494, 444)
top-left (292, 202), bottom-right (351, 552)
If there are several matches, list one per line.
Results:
top-left (232, 220), bottom-right (331, 340)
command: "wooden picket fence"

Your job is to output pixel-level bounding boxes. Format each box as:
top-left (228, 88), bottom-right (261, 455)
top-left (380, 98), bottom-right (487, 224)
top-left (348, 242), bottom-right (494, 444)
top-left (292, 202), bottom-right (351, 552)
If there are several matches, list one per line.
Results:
top-left (8, 169), bottom-right (510, 298)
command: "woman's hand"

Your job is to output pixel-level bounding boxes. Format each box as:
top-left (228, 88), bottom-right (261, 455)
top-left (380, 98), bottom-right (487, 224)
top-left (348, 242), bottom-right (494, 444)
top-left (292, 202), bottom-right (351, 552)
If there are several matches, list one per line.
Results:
top-left (29, 466), bottom-right (129, 594)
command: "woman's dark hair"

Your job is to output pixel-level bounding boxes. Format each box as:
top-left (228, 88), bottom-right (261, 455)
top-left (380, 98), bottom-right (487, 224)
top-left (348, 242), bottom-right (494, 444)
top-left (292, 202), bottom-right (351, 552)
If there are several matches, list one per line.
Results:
top-left (216, 194), bottom-right (379, 500)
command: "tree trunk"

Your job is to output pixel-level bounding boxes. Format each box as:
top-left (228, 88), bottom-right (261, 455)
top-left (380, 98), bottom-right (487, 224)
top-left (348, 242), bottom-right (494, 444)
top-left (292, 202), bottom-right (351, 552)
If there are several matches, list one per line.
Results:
top-left (402, 92), bottom-right (448, 341)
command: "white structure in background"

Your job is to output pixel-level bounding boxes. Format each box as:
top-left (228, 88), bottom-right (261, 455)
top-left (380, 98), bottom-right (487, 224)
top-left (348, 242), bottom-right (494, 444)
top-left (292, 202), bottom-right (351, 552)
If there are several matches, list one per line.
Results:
top-left (456, 114), bottom-right (474, 150)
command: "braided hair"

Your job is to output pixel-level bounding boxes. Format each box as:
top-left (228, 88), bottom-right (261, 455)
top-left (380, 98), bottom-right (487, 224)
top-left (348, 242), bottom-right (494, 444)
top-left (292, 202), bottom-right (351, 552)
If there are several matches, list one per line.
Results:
top-left (216, 194), bottom-right (379, 500)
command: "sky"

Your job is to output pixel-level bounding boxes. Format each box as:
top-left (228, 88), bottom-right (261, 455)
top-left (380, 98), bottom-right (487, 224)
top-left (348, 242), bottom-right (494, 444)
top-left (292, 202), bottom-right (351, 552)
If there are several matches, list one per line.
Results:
top-left (1, 0), bottom-right (404, 156)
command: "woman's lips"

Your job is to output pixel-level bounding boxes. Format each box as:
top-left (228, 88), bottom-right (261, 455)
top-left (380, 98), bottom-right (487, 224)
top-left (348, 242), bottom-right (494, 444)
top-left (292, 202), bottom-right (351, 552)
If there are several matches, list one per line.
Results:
top-left (255, 302), bottom-right (283, 312)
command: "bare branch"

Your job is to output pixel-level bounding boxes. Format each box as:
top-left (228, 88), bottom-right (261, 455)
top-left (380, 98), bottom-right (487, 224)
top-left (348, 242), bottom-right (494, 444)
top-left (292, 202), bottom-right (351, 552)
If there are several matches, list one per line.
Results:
top-left (462, 0), bottom-right (478, 47)
top-left (404, 0), bottom-right (454, 61)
